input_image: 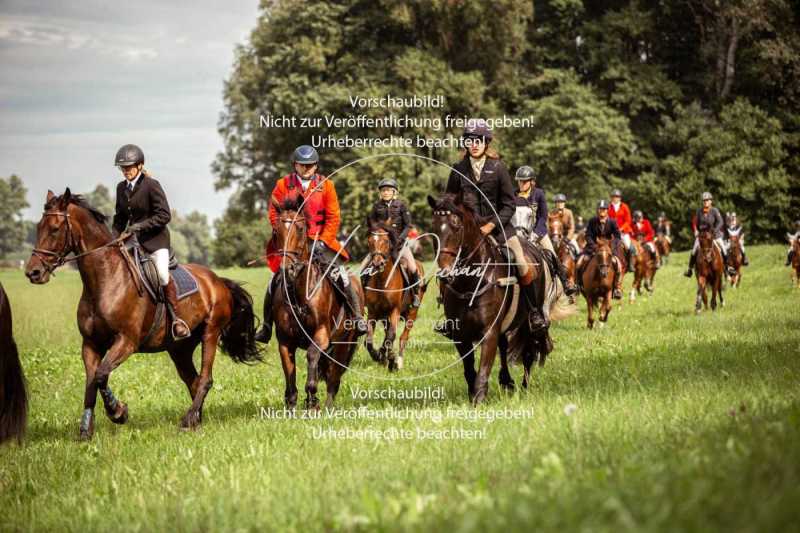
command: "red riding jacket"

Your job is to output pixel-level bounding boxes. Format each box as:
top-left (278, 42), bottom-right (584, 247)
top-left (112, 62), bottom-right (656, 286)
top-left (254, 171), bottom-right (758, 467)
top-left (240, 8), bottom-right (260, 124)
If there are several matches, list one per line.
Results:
top-left (632, 219), bottom-right (655, 242)
top-left (609, 201), bottom-right (633, 234)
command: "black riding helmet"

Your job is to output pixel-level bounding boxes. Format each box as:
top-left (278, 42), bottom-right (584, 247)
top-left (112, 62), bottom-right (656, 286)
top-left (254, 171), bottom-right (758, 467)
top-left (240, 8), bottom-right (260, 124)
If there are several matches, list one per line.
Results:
top-left (597, 199), bottom-right (610, 210)
top-left (514, 166), bottom-right (535, 181)
top-left (633, 210), bottom-right (643, 220)
top-left (378, 178), bottom-right (398, 190)
top-left (292, 145), bottom-right (319, 165)
top-left (115, 144), bottom-right (144, 167)
top-left (462, 118), bottom-right (493, 141)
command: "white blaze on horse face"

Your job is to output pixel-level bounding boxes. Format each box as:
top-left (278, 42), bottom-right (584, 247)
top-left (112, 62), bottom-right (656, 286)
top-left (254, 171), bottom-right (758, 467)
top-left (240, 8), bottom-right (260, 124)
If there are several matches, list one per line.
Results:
top-left (440, 223), bottom-right (447, 233)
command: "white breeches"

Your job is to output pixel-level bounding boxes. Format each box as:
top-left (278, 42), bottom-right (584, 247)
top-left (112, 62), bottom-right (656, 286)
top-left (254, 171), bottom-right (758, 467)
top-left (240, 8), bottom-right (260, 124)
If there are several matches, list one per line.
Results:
top-left (691, 238), bottom-right (727, 255)
top-left (537, 233), bottom-right (555, 254)
top-left (506, 235), bottom-right (529, 277)
top-left (151, 248), bottom-right (170, 286)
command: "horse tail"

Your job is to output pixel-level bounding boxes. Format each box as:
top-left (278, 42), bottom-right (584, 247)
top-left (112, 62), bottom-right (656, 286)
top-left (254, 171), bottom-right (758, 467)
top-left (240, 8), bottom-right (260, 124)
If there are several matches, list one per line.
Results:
top-left (0, 285), bottom-right (27, 444)
top-left (219, 279), bottom-right (263, 364)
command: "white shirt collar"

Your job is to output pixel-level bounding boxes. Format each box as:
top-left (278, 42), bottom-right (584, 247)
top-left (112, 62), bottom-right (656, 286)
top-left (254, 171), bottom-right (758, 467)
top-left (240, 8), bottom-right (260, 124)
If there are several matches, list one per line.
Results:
top-left (126, 172), bottom-right (142, 190)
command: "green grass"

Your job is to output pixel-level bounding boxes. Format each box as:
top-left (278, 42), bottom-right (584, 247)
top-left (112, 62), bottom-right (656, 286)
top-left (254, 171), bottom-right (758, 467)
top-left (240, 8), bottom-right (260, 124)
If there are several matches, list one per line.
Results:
top-left (1, 245), bottom-right (799, 532)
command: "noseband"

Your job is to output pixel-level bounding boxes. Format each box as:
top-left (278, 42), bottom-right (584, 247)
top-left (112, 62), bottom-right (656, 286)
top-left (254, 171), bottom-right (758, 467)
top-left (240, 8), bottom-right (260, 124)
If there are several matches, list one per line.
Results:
top-left (31, 211), bottom-right (75, 274)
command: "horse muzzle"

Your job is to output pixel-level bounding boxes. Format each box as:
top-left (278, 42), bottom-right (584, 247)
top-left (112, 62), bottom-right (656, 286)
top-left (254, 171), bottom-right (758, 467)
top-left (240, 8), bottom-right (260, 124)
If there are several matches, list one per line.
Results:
top-left (25, 259), bottom-right (50, 284)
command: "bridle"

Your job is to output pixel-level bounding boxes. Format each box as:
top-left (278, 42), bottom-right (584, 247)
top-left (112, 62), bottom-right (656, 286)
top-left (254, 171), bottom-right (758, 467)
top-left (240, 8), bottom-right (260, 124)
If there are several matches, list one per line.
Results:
top-left (433, 208), bottom-right (487, 268)
top-left (31, 208), bottom-right (133, 276)
top-left (271, 214), bottom-right (308, 270)
top-left (367, 230), bottom-right (393, 273)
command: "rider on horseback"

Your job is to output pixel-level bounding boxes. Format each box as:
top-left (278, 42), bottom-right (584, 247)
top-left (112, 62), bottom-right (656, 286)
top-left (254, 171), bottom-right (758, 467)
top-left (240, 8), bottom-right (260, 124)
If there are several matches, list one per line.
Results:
top-left (577, 200), bottom-right (625, 300)
top-left (551, 193), bottom-right (580, 259)
top-left (656, 212), bottom-right (672, 241)
top-left (254, 145), bottom-right (367, 344)
top-left (786, 220), bottom-right (800, 266)
top-left (111, 144), bottom-right (190, 340)
top-left (444, 118), bottom-right (548, 331)
top-left (724, 212), bottom-right (749, 266)
top-left (609, 189), bottom-right (637, 273)
top-left (360, 178), bottom-right (424, 308)
top-left (632, 210), bottom-right (660, 270)
top-left (685, 192), bottom-right (728, 277)
top-left (512, 167), bottom-right (579, 301)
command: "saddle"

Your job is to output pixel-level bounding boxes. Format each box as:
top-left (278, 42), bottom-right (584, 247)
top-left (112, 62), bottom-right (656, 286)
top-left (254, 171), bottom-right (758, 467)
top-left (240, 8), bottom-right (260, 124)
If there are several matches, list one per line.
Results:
top-left (124, 238), bottom-right (198, 303)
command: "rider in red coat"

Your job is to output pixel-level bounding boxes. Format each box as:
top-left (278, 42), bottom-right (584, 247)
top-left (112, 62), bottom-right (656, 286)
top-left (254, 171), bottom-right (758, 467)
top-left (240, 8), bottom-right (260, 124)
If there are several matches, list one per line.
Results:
top-left (608, 189), bottom-right (636, 272)
top-left (632, 210), bottom-right (659, 269)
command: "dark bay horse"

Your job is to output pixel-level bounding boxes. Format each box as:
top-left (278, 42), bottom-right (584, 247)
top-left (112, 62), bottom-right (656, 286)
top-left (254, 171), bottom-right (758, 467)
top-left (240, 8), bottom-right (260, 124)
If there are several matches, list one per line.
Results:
top-left (581, 238), bottom-right (616, 329)
top-left (727, 234), bottom-right (743, 288)
top-left (25, 189), bottom-right (261, 439)
top-left (363, 225), bottom-right (426, 372)
top-left (548, 216), bottom-right (576, 288)
top-left (789, 236), bottom-right (800, 288)
top-left (694, 229), bottom-right (725, 313)
top-left (1, 282), bottom-right (27, 444)
top-left (428, 194), bottom-right (561, 403)
top-left (270, 197), bottom-right (363, 409)
top-left (630, 239), bottom-right (658, 303)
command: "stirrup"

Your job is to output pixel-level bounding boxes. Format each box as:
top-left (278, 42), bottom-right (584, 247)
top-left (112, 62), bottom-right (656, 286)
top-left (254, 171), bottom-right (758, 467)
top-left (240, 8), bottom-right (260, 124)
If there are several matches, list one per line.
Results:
top-left (171, 318), bottom-right (191, 340)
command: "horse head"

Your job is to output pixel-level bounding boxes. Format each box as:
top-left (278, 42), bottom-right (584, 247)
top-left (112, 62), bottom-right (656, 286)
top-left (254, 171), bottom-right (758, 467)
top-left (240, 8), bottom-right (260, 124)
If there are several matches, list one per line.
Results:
top-left (698, 229), bottom-right (715, 263)
top-left (271, 195), bottom-right (309, 279)
top-left (428, 192), bottom-right (480, 271)
top-left (26, 188), bottom-right (110, 284)
top-left (367, 220), bottom-right (396, 273)
top-left (594, 237), bottom-right (612, 278)
top-left (548, 215), bottom-right (564, 249)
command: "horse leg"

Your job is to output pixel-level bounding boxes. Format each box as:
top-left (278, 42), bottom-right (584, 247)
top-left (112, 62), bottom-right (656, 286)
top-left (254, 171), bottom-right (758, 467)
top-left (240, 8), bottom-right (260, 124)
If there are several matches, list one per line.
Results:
top-left (365, 314), bottom-right (380, 362)
top-left (323, 344), bottom-right (349, 409)
top-left (385, 309), bottom-right (400, 372)
top-left (473, 328), bottom-right (499, 405)
top-left (83, 336), bottom-right (135, 439)
top-left (278, 342), bottom-right (298, 409)
top-left (601, 291), bottom-right (612, 323)
top-left (521, 350), bottom-right (535, 389)
top-left (498, 335), bottom-right (514, 392)
top-left (305, 330), bottom-right (329, 410)
top-left (180, 324), bottom-right (220, 429)
top-left (397, 312), bottom-right (417, 369)
top-left (168, 342), bottom-right (200, 400)
top-left (455, 338), bottom-right (477, 401)
top-left (586, 294), bottom-right (594, 329)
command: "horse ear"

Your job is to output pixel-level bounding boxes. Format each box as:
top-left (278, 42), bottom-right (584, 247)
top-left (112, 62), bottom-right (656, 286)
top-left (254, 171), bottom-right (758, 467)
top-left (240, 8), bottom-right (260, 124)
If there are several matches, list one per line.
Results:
top-left (427, 195), bottom-right (437, 210)
top-left (46, 190), bottom-right (55, 202)
top-left (63, 187), bottom-right (72, 201)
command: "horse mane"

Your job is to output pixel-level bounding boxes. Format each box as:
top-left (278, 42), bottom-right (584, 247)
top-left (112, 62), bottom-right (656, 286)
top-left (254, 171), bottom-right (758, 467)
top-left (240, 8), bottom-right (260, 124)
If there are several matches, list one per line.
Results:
top-left (370, 222), bottom-right (399, 247)
top-left (433, 193), bottom-right (479, 229)
top-left (46, 193), bottom-right (108, 225)
top-left (279, 195), bottom-right (305, 213)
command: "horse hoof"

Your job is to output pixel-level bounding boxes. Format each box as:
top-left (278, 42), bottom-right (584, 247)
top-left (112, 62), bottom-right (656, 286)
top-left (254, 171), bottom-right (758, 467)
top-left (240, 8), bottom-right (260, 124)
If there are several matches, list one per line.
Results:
top-left (180, 411), bottom-right (201, 430)
top-left (109, 402), bottom-right (129, 425)
top-left (500, 381), bottom-right (515, 393)
top-left (79, 429), bottom-right (93, 441)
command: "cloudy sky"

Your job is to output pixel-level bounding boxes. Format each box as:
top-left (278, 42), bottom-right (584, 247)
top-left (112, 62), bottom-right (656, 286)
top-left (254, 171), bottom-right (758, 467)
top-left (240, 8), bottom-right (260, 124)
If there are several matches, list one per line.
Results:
top-left (0, 0), bottom-right (260, 221)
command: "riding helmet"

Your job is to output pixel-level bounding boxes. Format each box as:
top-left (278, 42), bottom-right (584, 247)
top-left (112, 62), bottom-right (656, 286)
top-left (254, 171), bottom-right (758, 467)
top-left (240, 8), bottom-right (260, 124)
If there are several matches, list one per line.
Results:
top-left (611, 189), bottom-right (622, 198)
top-left (292, 145), bottom-right (319, 164)
top-left (114, 144), bottom-right (145, 167)
top-left (597, 199), bottom-right (610, 209)
top-left (553, 193), bottom-right (567, 203)
top-left (514, 166), bottom-right (535, 181)
top-left (702, 191), bottom-right (713, 201)
top-left (462, 118), bottom-right (493, 140)
top-left (633, 210), bottom-right (643, 220)
top-left (378, 178), bottom-right (398, 190)
top-left (659, 211), bottom-right (666, 218)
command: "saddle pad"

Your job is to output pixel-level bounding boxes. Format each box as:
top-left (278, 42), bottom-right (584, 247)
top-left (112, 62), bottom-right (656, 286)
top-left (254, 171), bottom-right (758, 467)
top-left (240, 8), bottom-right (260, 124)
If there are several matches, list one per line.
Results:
top-left (172, 265), bottom-right (199, 300)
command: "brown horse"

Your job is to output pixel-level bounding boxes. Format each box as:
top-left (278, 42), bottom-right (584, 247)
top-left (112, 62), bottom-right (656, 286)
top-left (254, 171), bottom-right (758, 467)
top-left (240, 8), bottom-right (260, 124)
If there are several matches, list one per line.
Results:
top-left (694, 229), bottom-right (725, 313)
top-left (630, 239), bottom-right (659, 303)
top-left (655, 234), bottom-right (671, 265)
top-left (547, 215), bottom-right (576, 287)
top-left (428, 194), bottom-right (560, 403)
top-left (727, 234), bottom-right (743, 288)
top-left (1, 282), bottom-right (27, 444)
top-left (580, 238), bottom-right (616, 329)
top-left (362, 225), bottom-right (426, 372)
top-left (25, 189), bottom-right (261, 439)
top-left (790, 237), bottom-right (800, 287)
top-left (270, 196), bottom-right (363, 409)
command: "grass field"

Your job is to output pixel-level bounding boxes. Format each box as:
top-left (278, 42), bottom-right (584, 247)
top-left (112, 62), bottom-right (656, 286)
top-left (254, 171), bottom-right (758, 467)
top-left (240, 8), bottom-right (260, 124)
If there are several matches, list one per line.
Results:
top-left (1, 245), bottom-right (799, 532)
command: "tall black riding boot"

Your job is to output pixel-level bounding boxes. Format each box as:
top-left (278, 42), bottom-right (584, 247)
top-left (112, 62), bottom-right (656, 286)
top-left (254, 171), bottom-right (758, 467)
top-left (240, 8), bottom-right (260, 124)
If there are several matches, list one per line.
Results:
top-left (520, 270), bottom-right (548, 332)
top-left (684, 253), bottom-right (696, 277)
top-left (164, 279), bottom-right (191, 340)
top-left (255, 275), bottom-right (277, 344)
top-left (787, 250), bottom-right (795, 267)
top-left (627, 246), bottom-right (635, 273)
top-left (343, 279), bottom-right (368, 335)
top-left (549, 250), bottom-right (578, 297)
top-left (742, 249), bottom-right (749, 266)
top-left (407, 270), bottom-right (422, 307)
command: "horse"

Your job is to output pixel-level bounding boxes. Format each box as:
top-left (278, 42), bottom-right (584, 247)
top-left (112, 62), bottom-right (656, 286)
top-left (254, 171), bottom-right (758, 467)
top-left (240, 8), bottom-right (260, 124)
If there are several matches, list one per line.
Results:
top-left (790, 236), bottom-right (800, 288)
top-left (580, 238), bottom-right (616, 329)
top-left (428, 193), bottom-right (568, 403)
top-left (362, 224), bottom-right (426, 372)
top-left (270, 196), bottom-right (363, 409)
top-left (630, 238), bottom-right (658, 303)
top-left (726, 234), bottom-right (743, 288)
top-left (547, 215), bottom-right (576, 287)
top-left (654, 234), bottom-right (671, 265)
top-left (694, 229), bottom-right (725, 313)
top-left (1, 282), bottom-right (27, 444)
top-left (24, 189), bottom-right (261, 439)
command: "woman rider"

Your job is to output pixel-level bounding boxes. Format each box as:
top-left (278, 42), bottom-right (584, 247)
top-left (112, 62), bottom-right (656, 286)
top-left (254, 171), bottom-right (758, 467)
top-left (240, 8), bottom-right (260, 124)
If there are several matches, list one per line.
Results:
top-left (255, 145), bottom-right (367, 344)
top-left (359, 178), bottom-right (423, 308)
top-left (444, 119), bottom-right (547, 331)
top-left (511, 166), bottom-right (579, 301)
top-left (111, 144), bottom-right (190, 339)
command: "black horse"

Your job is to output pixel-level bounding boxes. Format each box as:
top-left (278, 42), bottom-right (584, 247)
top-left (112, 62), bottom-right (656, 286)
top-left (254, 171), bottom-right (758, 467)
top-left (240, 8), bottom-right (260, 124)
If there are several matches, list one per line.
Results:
top-left (1, 282), bottom-right (27, 444)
